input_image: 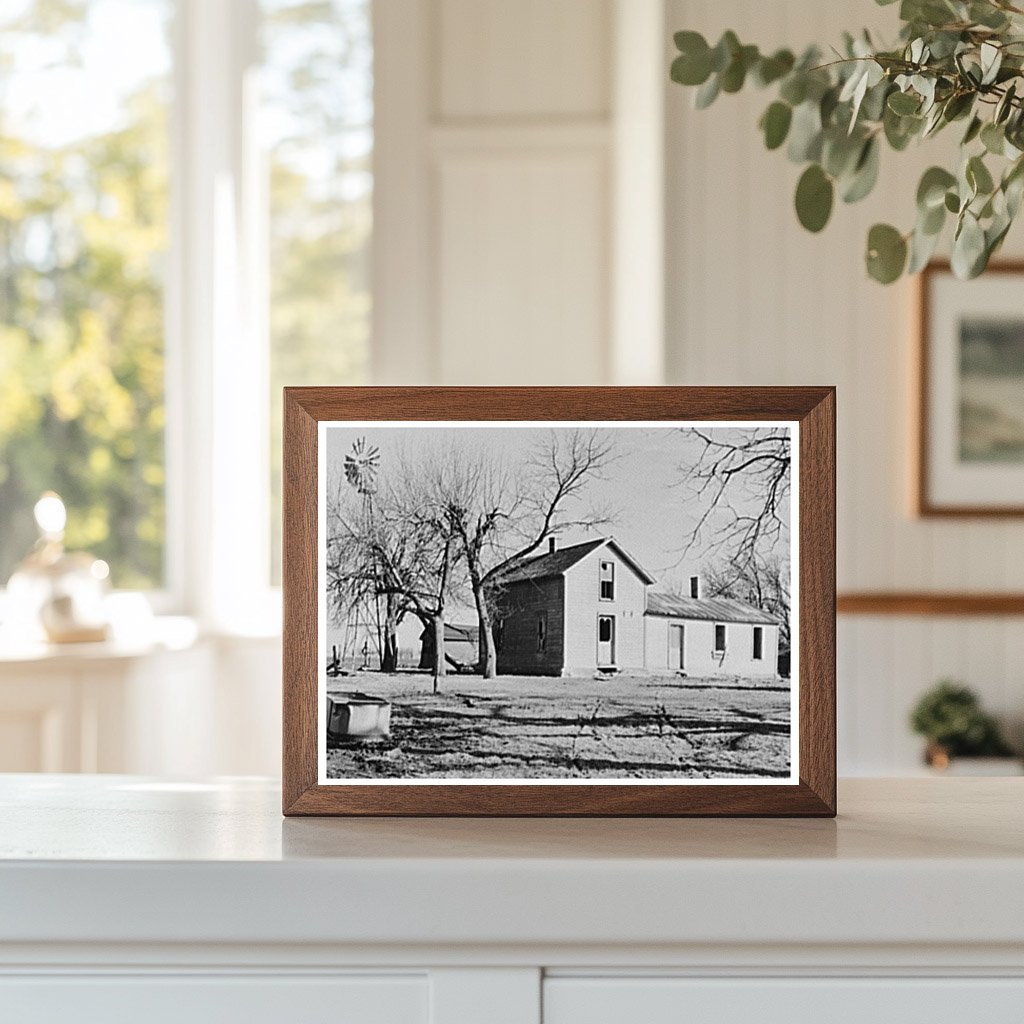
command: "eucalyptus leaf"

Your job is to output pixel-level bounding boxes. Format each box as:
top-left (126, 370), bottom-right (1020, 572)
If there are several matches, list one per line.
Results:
top-left (952, 212), bottom-right (987, 278)
top-left (967, 154), bottom-right (995, 195)
top-left (795, 164), bottom-right (834, 232)
top-left (754, 49), bottom-right (795, 87)
top-left (908, 221), bottom-right (942, 273)
top-left (917, 166), bottom-right (957, 210)
top-left (694, 73), bottom-right (721, 109)
top-left (760, 101), bottom-right (793, 150)
top-left (866, 223), bottom-right (908, 283)
top-left (842, 137), bottom-right (881, 203)
top-left (787, 101), bottom-right (823, 162)
top-left (670, 4), bottom-right (1024, 284)
top-left (962, 115), bottom-right (983, 145)
top-left (981, 121), bottom-right (1006, 155)
top-left (888, 90), bottom-right (921, 115)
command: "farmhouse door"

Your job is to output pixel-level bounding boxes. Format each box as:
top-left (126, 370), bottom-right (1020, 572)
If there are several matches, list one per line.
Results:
top-left (597, 615), bottom-right (615, 667)
top-left (669, 624), bottom-right (685, 670)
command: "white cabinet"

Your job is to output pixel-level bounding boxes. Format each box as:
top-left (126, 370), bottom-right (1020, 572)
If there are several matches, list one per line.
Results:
top-left (544, 978), bottom-right (1024, 1024)
top-left (0, 975), bottom-right (428, 1024)
top-left (1, 777), bottom-right (1022, 1024)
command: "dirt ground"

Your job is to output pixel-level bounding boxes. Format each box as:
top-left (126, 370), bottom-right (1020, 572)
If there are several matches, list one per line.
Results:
top-left (325, 671), bottom-right (791, 780)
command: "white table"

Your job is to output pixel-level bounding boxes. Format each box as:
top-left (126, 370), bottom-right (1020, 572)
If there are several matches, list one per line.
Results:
top-left (1, 776), bottom-right (1022, 1023)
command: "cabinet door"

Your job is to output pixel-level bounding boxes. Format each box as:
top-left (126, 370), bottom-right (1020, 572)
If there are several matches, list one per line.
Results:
top-left (0, 974), bottom-right (428, 1024)
top-left (544, 977), bottom-right (1024, 1024)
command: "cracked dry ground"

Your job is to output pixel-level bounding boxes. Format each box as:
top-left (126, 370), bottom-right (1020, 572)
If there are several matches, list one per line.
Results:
top-left (325, 673), bottom-right (791, 780)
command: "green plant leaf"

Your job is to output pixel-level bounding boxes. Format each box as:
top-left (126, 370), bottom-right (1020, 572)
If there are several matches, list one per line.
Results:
top-left (962, 115), bottom-right (983, 145)
top-left (694, 73), bottom-right (721, 109)
top-left (888, 90), bottom-right (921, 115)
top-left (970, 2), bottom-right (1009, 29)
top-left (917, 166), bottom-right (957, 210)
top-left (760, 101), bottom-right (792, 150)
top-left (842, 136), bottom-right (880, 203)
top-left (795, 164), bottom-right (834, 232)
top-left (967, 154), bottom-right (995, 196)
top-left (866, 223), bottom-right (907, 283)
top-left (710, 30), bottom-right (740, 73)
top-left (951, 211), bottom-right (987, 278)
top-left (908, 221), bottom-right (942, 273)
top-left (944, 190), bottom-right (960, 213)
top-left (787, 101), bottom-right (823, 162)
top-left (996, 82), bottom-right (1017, 125)
top-left (779, 73), bottom-right (807, 106)
top-left (981, 121), bottom-right (1005, 155)
top-left (671, 32), bottom-right (713, 86)
top-left (721, 44), bottom-right (759, 93)
top-left (754, 49), bottom-right (795, 87)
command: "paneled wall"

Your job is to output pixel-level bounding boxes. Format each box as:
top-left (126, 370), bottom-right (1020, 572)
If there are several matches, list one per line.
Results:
top-left (665, 0), bottom-right (1024, 772)
top-left (374, 0), bottom-right (664, 386)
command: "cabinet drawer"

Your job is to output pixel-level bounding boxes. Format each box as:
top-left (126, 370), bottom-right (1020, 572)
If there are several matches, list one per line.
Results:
top-left (544, 977), bottom-right (1024, 1024)
top-left (0, 974), bottom-right (427, 1024)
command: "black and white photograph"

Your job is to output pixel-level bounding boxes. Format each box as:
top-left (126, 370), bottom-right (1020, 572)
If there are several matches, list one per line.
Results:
top-left (317, 421), bottom-right (797, 784)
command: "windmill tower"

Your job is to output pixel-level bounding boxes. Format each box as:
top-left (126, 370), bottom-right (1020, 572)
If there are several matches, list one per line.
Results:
top-left (344, 437), bottom-right (382, 668)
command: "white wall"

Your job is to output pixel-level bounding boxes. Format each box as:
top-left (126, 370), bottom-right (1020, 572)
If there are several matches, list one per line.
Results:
top-left (645, 618), bottom-right (778, 678)
top-left (563, 549), bottom-right (647, 673)
top-left (373, 0), bottom-right (665, 386)
top-left (665, 0), bottom-right (1024, 772)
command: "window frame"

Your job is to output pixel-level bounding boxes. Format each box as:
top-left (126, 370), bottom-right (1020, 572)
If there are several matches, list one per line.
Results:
top-left (714, 622), bottom-right (727, 653)
top-left (599, 559), bottom-right (615, 601)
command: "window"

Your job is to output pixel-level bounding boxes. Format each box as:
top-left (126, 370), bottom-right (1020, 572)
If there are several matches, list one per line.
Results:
top-left (263, 0), bottom-right (372, 582)
top-left (0, 0), bottom-right (172, 589)
top-left (537, 613), bottom-right (547, 653)
top-left (689, 575), bottom-right (700, 598)
top-left (714, 623), bottom-right (727, 652)
top-left (753, 625), bottom-right (764, 660)
top-left (599, 560), bottom-right (615, 600)
top-left (598, 616), bottom-right (614, 643)
top-left (0, 0), bottom-right (374, 621)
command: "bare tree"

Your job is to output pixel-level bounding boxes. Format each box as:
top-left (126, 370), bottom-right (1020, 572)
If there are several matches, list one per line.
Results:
top-left (701, 554), bottom-right (791, 654)
top-left (681, 427), bottom-right (791, 574)
top-left (443, 429), bottom-right (618, 678)
top-left (326, 466), bottom-right (463, 686)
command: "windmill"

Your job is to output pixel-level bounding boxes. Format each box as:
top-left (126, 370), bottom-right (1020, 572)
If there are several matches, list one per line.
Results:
top-left (344, 437), bottom-right (383, 669)
top-left (344, 436), bottom-right (380, 505)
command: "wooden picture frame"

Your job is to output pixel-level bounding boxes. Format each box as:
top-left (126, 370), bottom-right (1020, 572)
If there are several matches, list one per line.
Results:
top-left (916, 260), bottom-right (1024, 517)
top-left (283, 387), bottom-right (836, 816)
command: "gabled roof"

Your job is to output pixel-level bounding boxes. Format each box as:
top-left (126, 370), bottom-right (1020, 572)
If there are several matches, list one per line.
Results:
top-left (645, 592), bottom-right (779, 626)
top-left (493, 537), bottom-right (656, 586)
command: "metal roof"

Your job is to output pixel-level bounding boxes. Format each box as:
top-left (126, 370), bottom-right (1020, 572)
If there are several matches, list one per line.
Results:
top-left (645, 592), bottom-right (779, 626)
top-left (493, 537), bottom-right (656, 586)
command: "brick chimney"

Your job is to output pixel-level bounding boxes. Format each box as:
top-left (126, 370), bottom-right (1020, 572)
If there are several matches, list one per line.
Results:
top-left (689, 575), bottom-right (701, 599)
top-left (548, 537), bottom-right (557, 554)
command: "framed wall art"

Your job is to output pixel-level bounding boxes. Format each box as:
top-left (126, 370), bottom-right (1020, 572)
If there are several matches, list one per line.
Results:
top-left (917, 261), bottom-right (1024, 517)
top-left (282, 387), bottom-right (836, 816)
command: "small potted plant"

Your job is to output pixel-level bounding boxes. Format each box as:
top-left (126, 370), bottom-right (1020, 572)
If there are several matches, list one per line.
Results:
top-left (910, 680), bottom-right (1019, 774)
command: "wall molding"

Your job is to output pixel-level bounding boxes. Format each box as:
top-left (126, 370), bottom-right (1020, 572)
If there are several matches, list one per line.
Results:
top-left (838, 593), bottom-right (1024, 616)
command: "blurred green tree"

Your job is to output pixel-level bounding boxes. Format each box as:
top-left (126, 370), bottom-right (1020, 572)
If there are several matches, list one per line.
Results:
top-left (0, 0), bottom-right (170, 587)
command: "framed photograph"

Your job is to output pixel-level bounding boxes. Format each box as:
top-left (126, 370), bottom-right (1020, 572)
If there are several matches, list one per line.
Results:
top-left (283, 387), bottom-right (835, 816)
top-left (917, 261), bottom-right (1024, 516)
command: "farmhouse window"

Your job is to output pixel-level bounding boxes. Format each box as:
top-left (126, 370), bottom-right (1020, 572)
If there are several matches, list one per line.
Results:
top-left (753, 626), bottom-right (764, 660)
top-left (714, 623), bottom-right (727, 652)
top-left (599, 560), bottom-right (615, 600)
top-left (537, 614), bottom-right (547, 653)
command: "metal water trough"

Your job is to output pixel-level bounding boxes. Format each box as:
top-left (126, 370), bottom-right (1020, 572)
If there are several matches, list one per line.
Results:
top-left (326, 692), bottom-right (391, 740)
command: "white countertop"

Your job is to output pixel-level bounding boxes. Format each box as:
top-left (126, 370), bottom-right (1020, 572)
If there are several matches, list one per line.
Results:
top-left (1, 775), bottom-right (1022, 951)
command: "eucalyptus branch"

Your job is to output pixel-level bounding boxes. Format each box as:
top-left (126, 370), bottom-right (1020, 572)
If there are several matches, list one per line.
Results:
top-left (671, 0), bottom-right (1024, 282)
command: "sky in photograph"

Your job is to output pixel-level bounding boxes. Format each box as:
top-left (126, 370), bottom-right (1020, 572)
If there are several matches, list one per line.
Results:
top-left (324, 424), bottom-right (792, 640)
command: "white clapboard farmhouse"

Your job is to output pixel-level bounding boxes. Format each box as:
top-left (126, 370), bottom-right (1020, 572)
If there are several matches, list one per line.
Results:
top-left (490, 537), bottom-right (780, 678)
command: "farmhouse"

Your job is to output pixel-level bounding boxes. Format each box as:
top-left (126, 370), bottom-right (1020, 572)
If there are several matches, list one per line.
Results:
top-left (489, 537), bottom-right (781, 678)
